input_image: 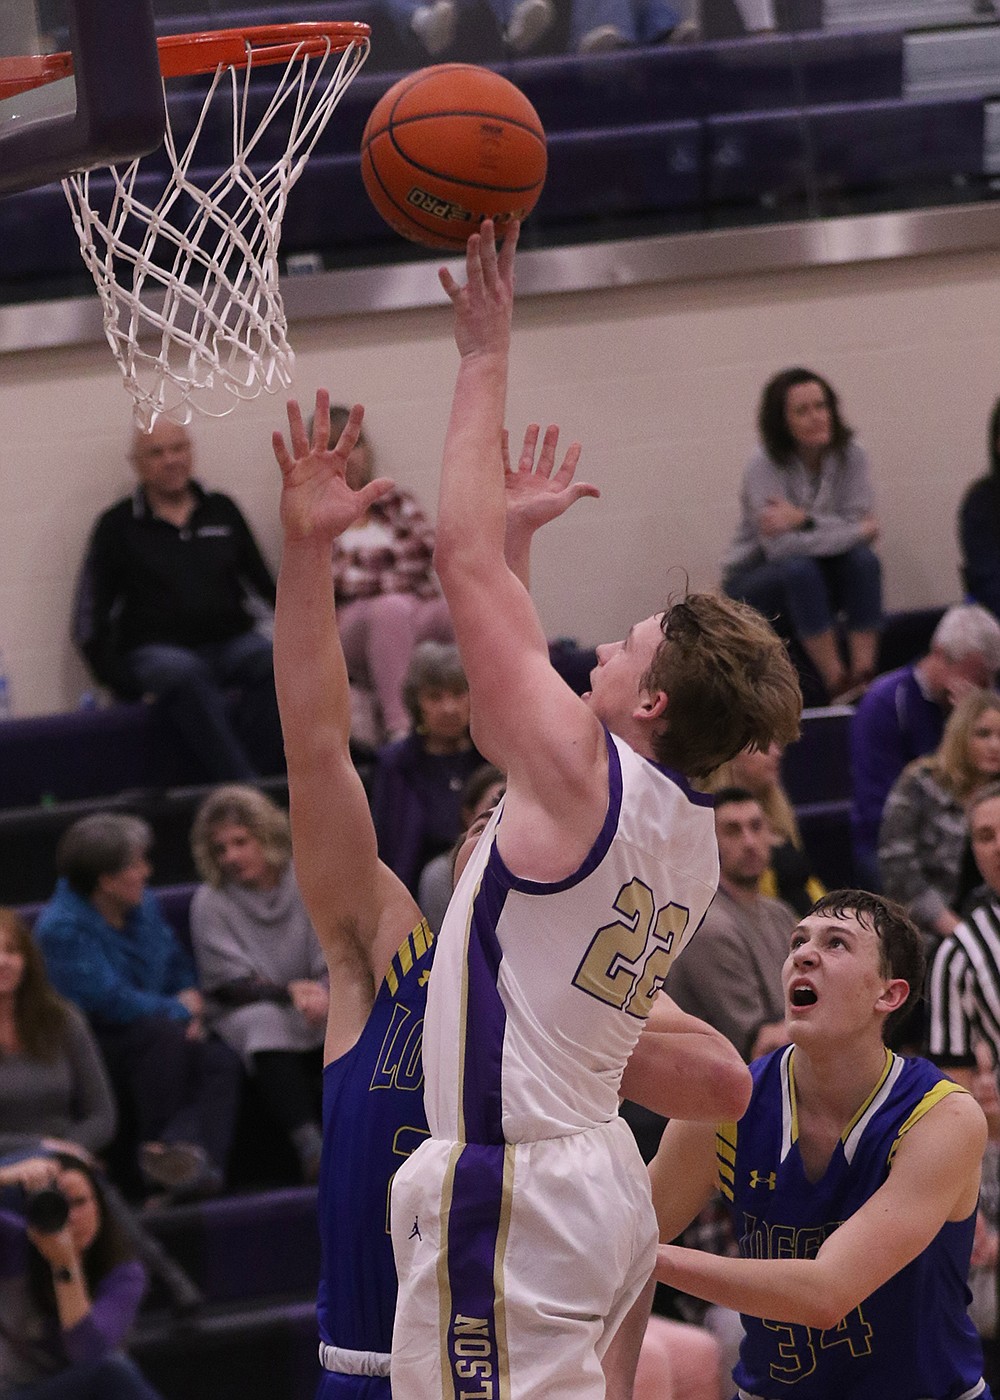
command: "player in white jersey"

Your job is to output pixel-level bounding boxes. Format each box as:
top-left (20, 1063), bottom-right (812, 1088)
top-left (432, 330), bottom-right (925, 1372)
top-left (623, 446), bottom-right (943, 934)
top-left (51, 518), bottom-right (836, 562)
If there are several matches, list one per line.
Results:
top-left (389, 222), bottom-right (803, 1400)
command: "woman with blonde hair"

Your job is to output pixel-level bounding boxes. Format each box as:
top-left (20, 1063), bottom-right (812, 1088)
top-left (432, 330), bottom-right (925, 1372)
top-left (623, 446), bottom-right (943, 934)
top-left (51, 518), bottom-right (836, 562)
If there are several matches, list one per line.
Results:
top-left (189, 785), bottom-right (328, 1182)
top-left (879, 687), bottom-right (1000, 942)
top-left (706, 742), bottom-right (824, 915)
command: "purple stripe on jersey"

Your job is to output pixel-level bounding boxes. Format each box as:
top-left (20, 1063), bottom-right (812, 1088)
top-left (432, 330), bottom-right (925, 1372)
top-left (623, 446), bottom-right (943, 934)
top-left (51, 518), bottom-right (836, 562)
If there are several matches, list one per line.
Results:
top-left (491, 727), bottom-right (626, 898)
top-left (445, 1144), bottom-right (505, 1396)
top-left (650, 762), bottom-right (715, 807)
top-left (462, 858), bottom-right (510, 1145)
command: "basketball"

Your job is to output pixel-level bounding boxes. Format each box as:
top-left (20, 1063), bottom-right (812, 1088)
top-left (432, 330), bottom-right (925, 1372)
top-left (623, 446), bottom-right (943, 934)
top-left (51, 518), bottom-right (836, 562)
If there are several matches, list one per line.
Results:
top-left (360, 64), bottom-right (547, 250)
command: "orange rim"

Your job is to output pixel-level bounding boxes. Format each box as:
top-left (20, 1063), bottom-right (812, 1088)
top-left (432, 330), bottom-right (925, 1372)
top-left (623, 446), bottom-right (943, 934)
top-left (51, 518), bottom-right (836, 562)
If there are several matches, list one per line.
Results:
top-left (0, 53), bottom-right (73, 101)
top-left (0, 22), bottom-right (370, 100)
top-left (157, 23), bottom-right (370, 78)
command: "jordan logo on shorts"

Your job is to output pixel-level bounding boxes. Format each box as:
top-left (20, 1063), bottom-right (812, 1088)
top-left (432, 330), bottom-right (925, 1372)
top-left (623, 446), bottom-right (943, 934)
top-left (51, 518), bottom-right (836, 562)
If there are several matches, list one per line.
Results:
top-left (409, 1216), bottom-right (422, 1240)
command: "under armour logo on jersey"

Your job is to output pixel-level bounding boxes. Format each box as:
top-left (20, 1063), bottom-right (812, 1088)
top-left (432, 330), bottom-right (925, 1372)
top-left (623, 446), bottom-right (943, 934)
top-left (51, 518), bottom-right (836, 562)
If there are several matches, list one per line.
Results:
top-left (409, 1216), bottom-right (422, 1240)
top-left (749, 1170), bottom-right (777, 1191)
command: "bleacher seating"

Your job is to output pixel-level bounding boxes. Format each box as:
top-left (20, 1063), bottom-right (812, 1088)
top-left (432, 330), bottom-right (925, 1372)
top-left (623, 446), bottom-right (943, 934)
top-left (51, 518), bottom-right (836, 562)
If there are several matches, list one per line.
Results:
top-left (130, 1186), bottom-right (322, 1400)
top-left (135, 1297), bottom-right (320, 1400)
top-left (0, 701), bottom-right (210, 808)
top-left (905, 23), bottom-right (1000, 98)
top-left (824, 0), bottom-right (994, 31)
top-left (707, 95), bottom-right (984, 208)
top-left (0, 700), bottom-right (294, 903)
top-left (2, 22), bottom-right (997, 287)
top-left (503, 27), bottom-right (904, 128)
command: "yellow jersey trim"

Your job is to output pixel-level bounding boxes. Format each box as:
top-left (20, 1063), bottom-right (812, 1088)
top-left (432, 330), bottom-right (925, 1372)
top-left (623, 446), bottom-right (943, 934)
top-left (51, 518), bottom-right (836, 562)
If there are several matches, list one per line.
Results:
top-left (385, 918), bottom-right (435, 998)
top-left (887, 1080), bottom-right (968, 1168)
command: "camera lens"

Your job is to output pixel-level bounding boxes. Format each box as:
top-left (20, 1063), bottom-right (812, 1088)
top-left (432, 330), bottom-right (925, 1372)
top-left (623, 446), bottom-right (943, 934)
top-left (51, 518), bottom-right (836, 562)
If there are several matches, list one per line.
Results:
top-left (25, 1186), bottom-right (70, 1234)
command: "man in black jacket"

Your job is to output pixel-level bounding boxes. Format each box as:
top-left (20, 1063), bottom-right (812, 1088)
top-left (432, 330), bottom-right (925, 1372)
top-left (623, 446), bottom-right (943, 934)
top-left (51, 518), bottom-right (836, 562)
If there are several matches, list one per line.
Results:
top-left (73, 417), bottom-right (284, 780)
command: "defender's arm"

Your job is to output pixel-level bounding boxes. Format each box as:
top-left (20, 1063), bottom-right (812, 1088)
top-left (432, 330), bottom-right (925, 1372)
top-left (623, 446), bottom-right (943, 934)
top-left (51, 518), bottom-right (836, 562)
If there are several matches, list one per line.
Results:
top-left (274, 394), bottom-right (421, 1055)
top-left (655, 1088), bottom-right (986, 1328)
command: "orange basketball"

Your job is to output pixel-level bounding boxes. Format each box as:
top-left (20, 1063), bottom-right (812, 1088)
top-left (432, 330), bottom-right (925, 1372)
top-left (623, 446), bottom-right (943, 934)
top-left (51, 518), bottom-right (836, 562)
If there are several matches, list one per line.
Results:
top-left (361, 64), bottom-right (547, 250)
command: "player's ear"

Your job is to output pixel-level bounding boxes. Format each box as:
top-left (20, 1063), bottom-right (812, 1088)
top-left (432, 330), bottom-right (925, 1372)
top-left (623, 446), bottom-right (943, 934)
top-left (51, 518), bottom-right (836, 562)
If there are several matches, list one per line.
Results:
top-left (876, 978), bottom-right (909, 1015)
top-left (636, 689), bottom-right (668, 723)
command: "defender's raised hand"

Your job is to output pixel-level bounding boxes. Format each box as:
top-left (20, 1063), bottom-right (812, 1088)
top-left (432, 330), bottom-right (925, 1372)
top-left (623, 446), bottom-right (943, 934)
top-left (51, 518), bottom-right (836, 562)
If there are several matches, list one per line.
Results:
top-left (273, 390), bottom-right (394, 544)
top-left (502, 423), bottom-right (599, 589)
top-left (439, 219), bottom-right (519, 360)
top-left (503, 423), bottom-right (599, 537)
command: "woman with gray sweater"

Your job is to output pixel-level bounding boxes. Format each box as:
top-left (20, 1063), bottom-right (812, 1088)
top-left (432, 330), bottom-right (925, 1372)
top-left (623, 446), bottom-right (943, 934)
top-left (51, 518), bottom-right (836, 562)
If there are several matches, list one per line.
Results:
top-left (189, 786), bottom-right (328, 1182)
top-left (722, 366), bottom-right (882, 703)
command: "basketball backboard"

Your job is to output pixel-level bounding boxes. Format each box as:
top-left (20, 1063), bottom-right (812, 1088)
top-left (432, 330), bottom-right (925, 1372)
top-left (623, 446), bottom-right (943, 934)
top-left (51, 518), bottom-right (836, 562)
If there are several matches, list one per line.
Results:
top-left (0, 0), bottom-right (165, 195)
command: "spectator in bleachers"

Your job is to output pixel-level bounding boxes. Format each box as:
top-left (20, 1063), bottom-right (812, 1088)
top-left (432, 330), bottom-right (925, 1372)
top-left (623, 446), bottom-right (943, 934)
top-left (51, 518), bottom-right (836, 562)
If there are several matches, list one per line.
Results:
top-left (722, 366), bottom-right (882, 704)
top-left (850, 603), bottom-right (1000, 890)
top-left (705, 741), bottom-right (824, 916)
top-left (73, 417), bottom-right (284, 783)
top-left (729, 0), bottom-right (776, 31)
top-left (189, 785), bottom-right (327, 1184)
top-left (0, 908), bottom-right (116, 1164)
top-left (928, 779), bottom-right (1000, 1385)
top-left (34, 814), bottom-right (241, 1202)
top-left (323, 405), bottom-right (454, 746)
top-left (571, 0), bottom-right (689, 52)
top-left (667, 787), bottom-right (796, 1061)
top-left (371, 641), bottom-right (483, 894)
top-left (0, 908), bottom-right (204, 1315)
top-left (417, 763), bottom-right (505, 933)
top-left (0, 1152), bottom-right (163, 1400)
top-left (388, 0), bottom-right (555, 58)
top-left (960, 394), bottom-right (1000, 624)
top-left (577, 0), bottom-right (777, 47)
top-left (879, 688), bottom-right (1000, 945)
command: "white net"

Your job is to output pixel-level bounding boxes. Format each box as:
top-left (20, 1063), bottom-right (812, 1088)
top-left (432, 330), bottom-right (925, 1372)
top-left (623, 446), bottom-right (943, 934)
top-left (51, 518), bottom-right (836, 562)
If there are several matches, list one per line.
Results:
top-left (62, 30), bottom-right (369, 430)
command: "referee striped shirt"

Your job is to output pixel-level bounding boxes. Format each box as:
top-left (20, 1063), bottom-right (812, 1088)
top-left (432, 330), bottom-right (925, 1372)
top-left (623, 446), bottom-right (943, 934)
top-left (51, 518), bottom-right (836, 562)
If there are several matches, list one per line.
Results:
top-left (927, 897), bottom-right (1000, 1068)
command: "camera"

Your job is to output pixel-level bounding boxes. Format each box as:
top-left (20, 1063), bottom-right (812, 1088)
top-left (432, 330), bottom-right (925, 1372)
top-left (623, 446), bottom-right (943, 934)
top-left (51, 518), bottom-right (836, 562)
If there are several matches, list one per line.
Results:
top-left (23, 1185), bottom-right (70, 1235)
top-left (0, 1163), bottom-right (71, 1235)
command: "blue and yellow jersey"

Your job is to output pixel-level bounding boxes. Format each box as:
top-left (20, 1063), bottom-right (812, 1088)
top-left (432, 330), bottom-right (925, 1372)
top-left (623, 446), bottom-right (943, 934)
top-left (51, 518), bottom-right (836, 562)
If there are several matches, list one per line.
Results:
top-left (719, 1047), bottom-right (988, 1400)
top-left (317, 919), bottom-right (434, 1364)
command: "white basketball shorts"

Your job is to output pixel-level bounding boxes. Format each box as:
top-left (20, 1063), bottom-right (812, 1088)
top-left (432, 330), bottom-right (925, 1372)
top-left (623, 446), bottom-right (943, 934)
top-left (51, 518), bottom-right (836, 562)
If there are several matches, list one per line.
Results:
top-left (390, 1115), bottom-right (656, 1400)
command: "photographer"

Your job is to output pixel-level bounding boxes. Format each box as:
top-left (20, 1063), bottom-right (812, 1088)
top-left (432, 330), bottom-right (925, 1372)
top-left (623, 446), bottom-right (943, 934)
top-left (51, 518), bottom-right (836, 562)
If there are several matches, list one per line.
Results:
top-left (0, 1153), bottom-right (161, 1399)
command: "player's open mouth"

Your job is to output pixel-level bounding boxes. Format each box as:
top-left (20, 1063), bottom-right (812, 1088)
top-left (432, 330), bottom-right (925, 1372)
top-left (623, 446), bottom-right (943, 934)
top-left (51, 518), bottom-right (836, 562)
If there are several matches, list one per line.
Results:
top-left (789, 982), bottom-right (818, 1008)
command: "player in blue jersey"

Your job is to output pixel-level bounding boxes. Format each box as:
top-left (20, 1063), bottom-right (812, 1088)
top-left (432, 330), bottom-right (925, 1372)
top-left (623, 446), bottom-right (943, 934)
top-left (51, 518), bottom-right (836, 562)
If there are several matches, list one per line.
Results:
top-left (650, 889), bottom-right (992, 1400)
top-left (271, 389), bottom-right (755, 1399)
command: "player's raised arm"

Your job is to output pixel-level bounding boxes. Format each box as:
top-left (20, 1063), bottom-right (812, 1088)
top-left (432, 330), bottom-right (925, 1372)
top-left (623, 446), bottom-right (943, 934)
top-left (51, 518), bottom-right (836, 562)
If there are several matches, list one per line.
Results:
top-left (273, 392), bottom-right (421, 1046)
top-left (436, 224), bottom-right (605, 835)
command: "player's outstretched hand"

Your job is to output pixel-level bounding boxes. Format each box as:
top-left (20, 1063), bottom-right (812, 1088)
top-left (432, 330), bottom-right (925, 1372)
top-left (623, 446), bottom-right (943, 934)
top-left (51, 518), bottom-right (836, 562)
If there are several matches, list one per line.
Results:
top-left (503, 423), bottom-right (599, 538)
top-left (439, 218), bottom-right (519, 360)
top-left (273, 390), bottom-right (394, 545)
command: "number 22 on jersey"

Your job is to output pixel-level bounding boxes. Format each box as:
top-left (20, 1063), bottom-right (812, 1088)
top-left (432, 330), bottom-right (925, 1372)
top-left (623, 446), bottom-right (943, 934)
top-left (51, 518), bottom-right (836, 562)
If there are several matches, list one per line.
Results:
top-left (573, 878), bottom-right (690, 1019)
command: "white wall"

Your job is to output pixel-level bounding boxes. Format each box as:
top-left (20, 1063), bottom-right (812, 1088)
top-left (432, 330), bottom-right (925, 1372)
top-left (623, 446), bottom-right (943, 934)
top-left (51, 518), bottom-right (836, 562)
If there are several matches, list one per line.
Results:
top-left (2, 241), bottom-right (997, 716)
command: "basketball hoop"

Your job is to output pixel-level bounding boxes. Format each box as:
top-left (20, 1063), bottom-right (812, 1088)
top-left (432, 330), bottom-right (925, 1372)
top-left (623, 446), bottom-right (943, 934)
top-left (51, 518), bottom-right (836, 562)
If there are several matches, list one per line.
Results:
top-left (44, 23), bottom-right (370, 429)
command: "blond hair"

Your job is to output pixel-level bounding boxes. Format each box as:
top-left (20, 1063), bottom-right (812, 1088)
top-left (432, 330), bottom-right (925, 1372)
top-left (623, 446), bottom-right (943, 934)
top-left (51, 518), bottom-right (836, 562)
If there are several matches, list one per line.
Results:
top-left (190, 785), bottom-right (292, 888)
top-left (706, 755), bottom-right (801, 847)
top-left (644, 594), bottom-right (802, 781)
top-left (919, 688), bottom-right (1000, 800)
